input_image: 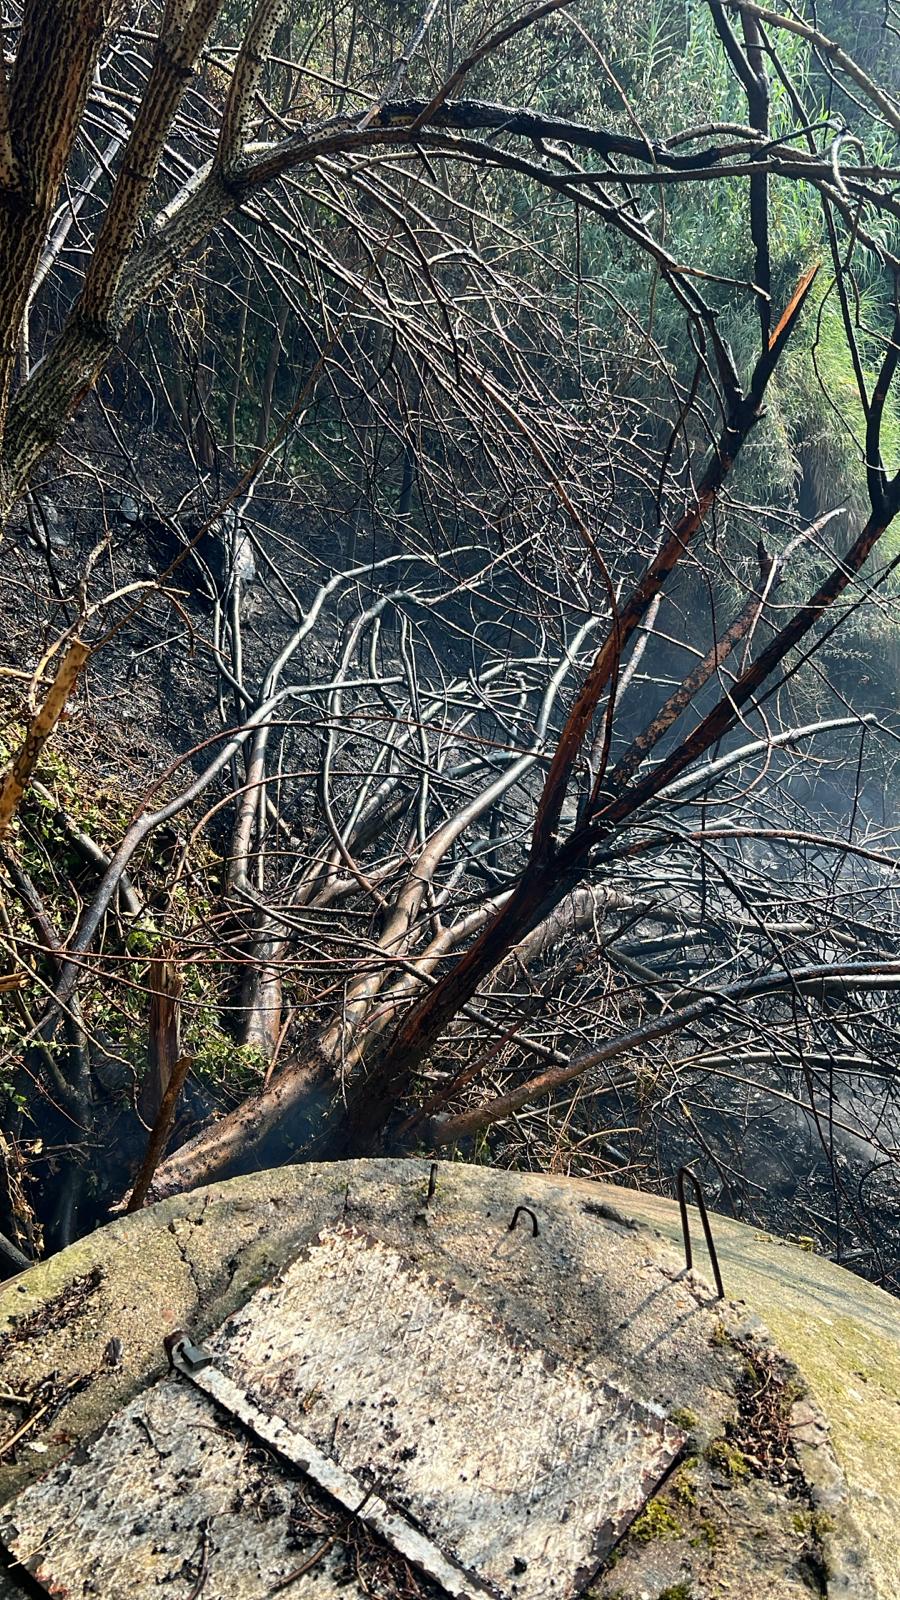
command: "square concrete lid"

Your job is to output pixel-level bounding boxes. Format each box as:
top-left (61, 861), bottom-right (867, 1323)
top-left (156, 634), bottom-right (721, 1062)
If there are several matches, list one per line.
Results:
top-left (1, 1224), bottom-right (684, 1599)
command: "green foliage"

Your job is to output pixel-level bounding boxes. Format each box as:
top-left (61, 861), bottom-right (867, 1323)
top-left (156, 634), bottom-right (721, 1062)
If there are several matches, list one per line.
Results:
top-left (529, 0), bottom-right (900, 582)
top-left (184, 1028), bottom-right (269, 1092)
top-left (124, 924), bottom-right (159, 957)
top-left (0, 691), bottom-right (268, 1117)
top-left (773, 276), bottom-right (900, 529)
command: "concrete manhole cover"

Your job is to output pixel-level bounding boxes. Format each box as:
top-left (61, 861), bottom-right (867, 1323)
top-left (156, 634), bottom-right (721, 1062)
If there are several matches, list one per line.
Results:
top-left (1, 1225), bottom-right (684, 1598)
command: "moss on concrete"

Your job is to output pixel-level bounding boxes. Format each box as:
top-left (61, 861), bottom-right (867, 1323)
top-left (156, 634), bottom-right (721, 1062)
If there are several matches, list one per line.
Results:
top-left (704, 1438), bottom-right (749, 1481)
top-left (628, 1498), bottom-right (685, 1544)
top-left (581, 1178), bottom-right (899, 1598)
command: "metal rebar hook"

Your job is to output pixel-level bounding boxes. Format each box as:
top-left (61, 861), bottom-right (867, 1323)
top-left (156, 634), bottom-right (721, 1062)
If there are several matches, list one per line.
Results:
top-left (508, 1204), bottom-right (539, 1237)
top-left (414, 1161), bottom-right (439, 1225)
top-left (676, 1166), bottom-right (725, 1301)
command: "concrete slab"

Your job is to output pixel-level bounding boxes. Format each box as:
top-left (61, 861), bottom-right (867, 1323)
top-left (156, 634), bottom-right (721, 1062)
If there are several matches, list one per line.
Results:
top-left (0, 1161), bottom-right (893, 1599)
top-left (2, 1225), bottom-right (684, 1599)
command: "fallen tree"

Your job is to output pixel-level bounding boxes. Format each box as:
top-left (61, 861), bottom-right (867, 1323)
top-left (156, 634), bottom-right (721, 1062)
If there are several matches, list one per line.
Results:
top-left (1, 0), bottom-right (900, 1277)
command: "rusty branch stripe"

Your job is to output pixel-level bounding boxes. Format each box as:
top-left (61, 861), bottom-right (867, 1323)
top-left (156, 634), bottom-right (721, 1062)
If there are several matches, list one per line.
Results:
top-left (165, 1334), bottom-right (494, 1600)
top-left (0, 638), bottom-right (90, 843)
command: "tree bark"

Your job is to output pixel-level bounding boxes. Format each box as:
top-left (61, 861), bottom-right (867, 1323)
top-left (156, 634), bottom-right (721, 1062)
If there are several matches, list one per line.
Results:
top-left (0, 0), bottom-right (113, 464)
top-left (140, 954), bottom-right (183, 1124)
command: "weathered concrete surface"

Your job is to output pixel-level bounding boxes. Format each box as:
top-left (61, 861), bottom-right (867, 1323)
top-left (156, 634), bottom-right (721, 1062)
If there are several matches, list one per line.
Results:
top-left (588, 1178), bottom-right (900, 1597)
top-left (0, 1162), bottom-right (895, 1599)
top-left (3, 1224), bottom-right (685, 1600)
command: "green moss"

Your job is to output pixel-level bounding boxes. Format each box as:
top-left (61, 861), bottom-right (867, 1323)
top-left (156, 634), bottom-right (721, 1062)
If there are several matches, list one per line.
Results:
top-left (704, 1438), bottom-right (748, 1481)
top-left (740, 1353), bottom-right (760, 1386)
top-left (628, 1498), bottom-right (684, 1544)
top-left (793, 1508), bottom-right (833, 1590)
top-left (782, 1374), bottom-right (806, 1407)
top-left (656, 1585), bottom-right (692, 1600)
top-left (668, 1406), bottom-right (698, 1431)
top-left (690, 1518), bottom-right (718, 1550)
top-left (670, 1461), bottom-right (698, 1509)
top-left (587, 1188), bottom-right (900, 1598)
top-left (792, 1509), bottom-right (833, 1541)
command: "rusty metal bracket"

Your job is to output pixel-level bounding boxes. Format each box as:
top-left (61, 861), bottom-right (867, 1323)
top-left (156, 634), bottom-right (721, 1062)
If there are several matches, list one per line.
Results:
top-left (676, 1167), bottom-right (725, 1301)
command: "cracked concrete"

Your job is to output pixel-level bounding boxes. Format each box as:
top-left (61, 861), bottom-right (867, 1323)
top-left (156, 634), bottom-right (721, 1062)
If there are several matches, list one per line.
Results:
top-left (0, 1162), bottom-right (896, 1598)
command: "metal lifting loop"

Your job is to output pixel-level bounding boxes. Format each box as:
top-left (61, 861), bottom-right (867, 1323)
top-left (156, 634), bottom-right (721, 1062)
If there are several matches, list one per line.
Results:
top-left (676, 1166), bottom-right (725, 1301)
top-left (508, 1204), bottom-right (540, 1237)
